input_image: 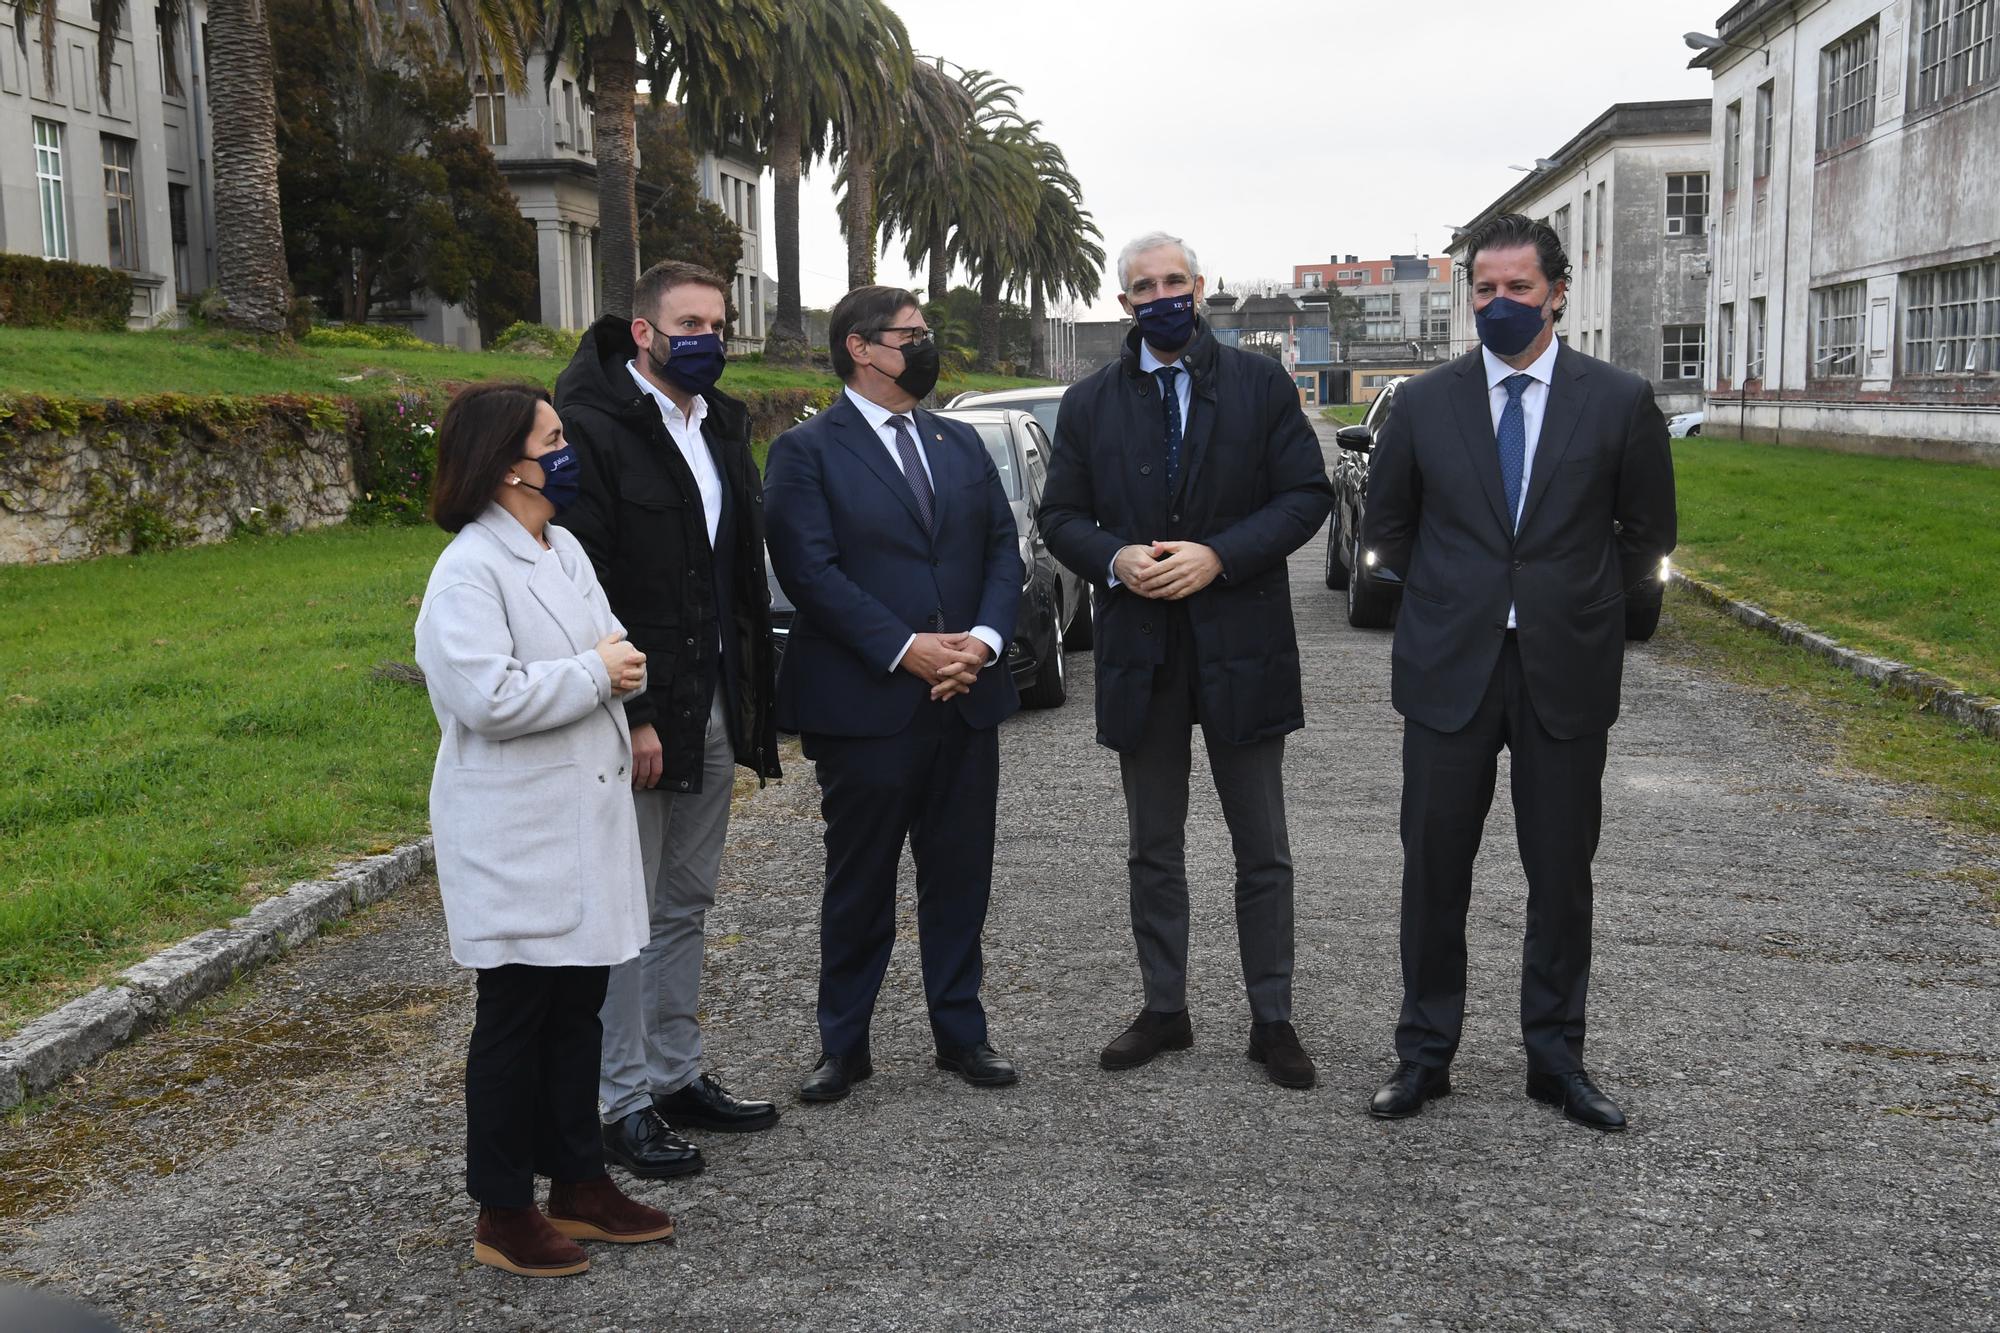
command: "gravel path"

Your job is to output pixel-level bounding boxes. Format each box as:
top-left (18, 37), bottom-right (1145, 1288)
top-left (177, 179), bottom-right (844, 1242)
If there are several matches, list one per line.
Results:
top-left (4, 424), bottom-right (1996, 1331)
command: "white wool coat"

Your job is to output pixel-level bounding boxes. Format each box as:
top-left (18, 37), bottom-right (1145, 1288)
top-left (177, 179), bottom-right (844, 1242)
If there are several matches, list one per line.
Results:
top-left (414, 504), bottom-right (649, 970)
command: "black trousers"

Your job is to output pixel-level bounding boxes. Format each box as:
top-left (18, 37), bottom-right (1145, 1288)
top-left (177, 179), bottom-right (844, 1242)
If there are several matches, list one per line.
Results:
top-left (805, 702), bottom-right (999, 1059)
top-left (465, 963), bottom-right (609, 1207)
top-left (1396, 634), bottom-right (1607, 1074)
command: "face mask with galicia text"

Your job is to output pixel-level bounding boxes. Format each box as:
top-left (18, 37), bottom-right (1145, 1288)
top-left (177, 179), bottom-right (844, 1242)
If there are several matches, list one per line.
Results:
top-left (518, 444), bottom-right (581, 514)
top-left (1474, 295), bottom-right (1551, 358)
top-left (651, 328), bottom-right (727, 395)
top-left (1132, 293), bottom-right (1197, 352)
top-left (881, 337), bottom-right (941, 401)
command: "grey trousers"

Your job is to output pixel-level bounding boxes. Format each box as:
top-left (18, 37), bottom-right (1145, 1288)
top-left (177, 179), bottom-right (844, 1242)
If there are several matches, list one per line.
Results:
top-left (1118, 647), bottom-right (1296, 1024)
top-left (598, 687), bottom-right (735, 1123)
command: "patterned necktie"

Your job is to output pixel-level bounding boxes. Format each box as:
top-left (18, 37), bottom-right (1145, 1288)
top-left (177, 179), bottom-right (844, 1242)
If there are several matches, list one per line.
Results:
top-left (1496, 373), bottom-right (1532, 527)
top-left (1155, 366), bottom-right (1183, 494)
top-left (888, 414), bottom-right (934, 533)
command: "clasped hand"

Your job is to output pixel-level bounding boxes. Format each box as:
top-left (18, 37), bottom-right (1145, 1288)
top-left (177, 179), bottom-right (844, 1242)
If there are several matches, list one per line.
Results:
top-left (594, 631), bottom-right (646, 695)
top-left (1114, 540), bottom-right (1222, 600)
top-left (902, 631), bottom-right (986, 701)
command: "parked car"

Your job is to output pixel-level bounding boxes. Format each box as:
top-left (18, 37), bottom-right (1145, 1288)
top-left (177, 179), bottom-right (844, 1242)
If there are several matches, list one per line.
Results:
top-left (944, 385), bottom-right (1068, 443)
top-left (1323, 380), bottom-right (1406, 629)
top-left (1667, 409), bottom-right (1704, 438)
top-left (764, 406), bottom-right (1086, 711)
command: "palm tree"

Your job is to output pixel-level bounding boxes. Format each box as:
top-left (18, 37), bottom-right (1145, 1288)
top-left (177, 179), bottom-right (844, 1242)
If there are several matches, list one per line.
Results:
top-left (544, 0), bottom-right (773, 320)
top-left (7, 0), bottom-right (535, 334)
top-left (875, 68), bottom-right (1024, 304)
top-left (835, 56), bottom-right (966, 291)
top-left (945, 117), bottom-right (1041, 370)
top-left (1018, 142), bottom-right (1102, 379)
top-left (670, 0), bottom-right (908, 362)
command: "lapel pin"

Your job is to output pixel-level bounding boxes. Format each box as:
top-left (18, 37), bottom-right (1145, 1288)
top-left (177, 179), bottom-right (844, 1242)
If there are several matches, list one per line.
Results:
top-left (935, 433), bottom-right (943, 441)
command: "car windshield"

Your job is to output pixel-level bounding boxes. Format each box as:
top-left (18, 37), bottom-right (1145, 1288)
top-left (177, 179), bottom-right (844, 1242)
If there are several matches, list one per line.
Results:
top-left (973, 424), bottom-right (1022, 499)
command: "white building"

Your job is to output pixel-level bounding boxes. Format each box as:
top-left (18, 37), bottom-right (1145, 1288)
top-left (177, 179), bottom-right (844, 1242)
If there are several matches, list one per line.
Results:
top-left (694, 145), bottom-right (766, 352)
top-left (0, 0), bottom-right (215, 326)
top-left (1448, 100), bottom-right (1714, 416)
top-left (1694, 0), bottom-right (2000, 458)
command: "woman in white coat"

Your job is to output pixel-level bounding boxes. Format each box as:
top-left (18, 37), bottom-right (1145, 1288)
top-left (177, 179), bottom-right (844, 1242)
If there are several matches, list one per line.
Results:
top-left (415, 382), bottom-right (674, 1278)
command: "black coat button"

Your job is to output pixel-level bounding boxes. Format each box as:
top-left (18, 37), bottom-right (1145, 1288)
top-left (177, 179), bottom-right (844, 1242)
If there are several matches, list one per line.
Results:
top-left (685, 636), bottom-right (695, 646)
top-left (1513, 560), bottom-right (1525, 571)
top-left (1170, 513), bottom-right (1180, 523)
top-left (1141, 621), bottom-right (1153, 634)
top-left (678, 780), bottom-right (690, 790)
top-left (1140, 464), bottom-right (1152, 476)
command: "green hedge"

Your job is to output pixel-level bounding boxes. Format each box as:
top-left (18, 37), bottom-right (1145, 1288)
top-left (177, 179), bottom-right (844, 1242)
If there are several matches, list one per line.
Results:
top-left (0, 254), bottom-right (132, 332)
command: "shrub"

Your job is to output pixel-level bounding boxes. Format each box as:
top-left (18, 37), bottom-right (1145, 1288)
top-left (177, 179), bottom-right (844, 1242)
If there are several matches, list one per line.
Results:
top-left (305, 323), bottom-right (431, 350)
top-left (489, 321), bottom-right (581, 358)
top-left (0, 254), bottom-right (132, 332)
top-left (348, 391), bottom-right (444, 525)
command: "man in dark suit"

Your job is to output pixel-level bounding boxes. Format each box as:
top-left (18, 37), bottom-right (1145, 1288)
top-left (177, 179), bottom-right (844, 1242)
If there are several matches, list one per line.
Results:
top-left (763, 285), bottom-right (1024, 1103)
top-left (1040, 231), bottom-right (1334, 1090)
top-left (1362, 213), bottom-right (1676, 1130)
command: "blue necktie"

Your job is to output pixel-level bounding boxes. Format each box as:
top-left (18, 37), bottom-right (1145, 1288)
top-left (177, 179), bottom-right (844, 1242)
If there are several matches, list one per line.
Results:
top-left (1496, 373), bottom-right (1531, 528)
top-left (888, 414), bottom-right (934, 533)
top-left (1155, 366), bottom-right (1183, 494)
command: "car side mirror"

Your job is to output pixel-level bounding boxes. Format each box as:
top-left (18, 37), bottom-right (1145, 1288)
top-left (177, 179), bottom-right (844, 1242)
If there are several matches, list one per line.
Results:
top-left (1336, 424), bottom-right (1374, 453)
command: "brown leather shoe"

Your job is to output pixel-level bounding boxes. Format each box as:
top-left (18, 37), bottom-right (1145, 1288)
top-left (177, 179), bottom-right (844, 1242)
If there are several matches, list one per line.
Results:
top-left (546, 1175), bottom-right (676, 1244)
top-left (1100, 1009), bottom-right (1194, 1071)
top-left (473, 1204), bottom-right (589, 1277)
top-left (1247, 1021), bottom-right (1316, 1089)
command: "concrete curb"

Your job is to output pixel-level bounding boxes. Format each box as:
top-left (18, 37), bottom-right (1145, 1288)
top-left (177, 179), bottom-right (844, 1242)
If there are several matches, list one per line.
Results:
top-left (0, 838), bottom-right (434, 1114)
top-left (1672, 571), bottom-right (2000, 741)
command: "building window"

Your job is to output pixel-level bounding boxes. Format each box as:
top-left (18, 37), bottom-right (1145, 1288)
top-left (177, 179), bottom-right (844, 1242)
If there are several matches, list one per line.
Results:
top-left (558, 80), bottom-right (577, 147)
top-left (1595, 189), bottom-right (1606, 254)
top-left (1819, 20), bottom-right (1879, 149)
top-left (34, 119), bottom-right (68, 261)
top-left (1748, 298), bottom-right (1767, 380)
top-left (102, 136), bottom-right (138, 271)
top-left (155, 4), bottom-right (184, 97)
top-left (1719, 302), bottom-right (1736, 382)
top-left (473, 75), bottom-right (507, 146)
top-left (1754, 82), bottom-right (1775, 178)
top-left (1665, 174), bottom-right (1708, 236)
top-left (1551, 204), bottom-right (1571, 251)
top-left (1724, 101), bottom-right (1742, 191)
top-left (1902, 258), bottom-right (2000, 375)
top-left (1811, 283), bottom-right (1866, 377)
top-left (1662, 325), bottom-right (1705, 380)
top-left (169, 183), bottom-right (191, 296)
top-left (1913, 0), bottom-right (1998, 109)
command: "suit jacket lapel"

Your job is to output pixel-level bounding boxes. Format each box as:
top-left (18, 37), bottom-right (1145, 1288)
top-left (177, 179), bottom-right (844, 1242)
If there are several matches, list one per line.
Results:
top-left (475, 507), bottom-right (596, 655)
top-left (1447, 353), bottom-right (1513, 534)
top-left (828, 394), bottom-right (928, 536)
top-left (1516, 346), bottom-right (1590, 538)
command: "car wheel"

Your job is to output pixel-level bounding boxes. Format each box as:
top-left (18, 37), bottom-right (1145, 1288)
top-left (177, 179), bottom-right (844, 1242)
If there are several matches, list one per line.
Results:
top-left (1020, 621), bottom-right (1067, 708)
top-left (1324, 506), bottom-right (1349, 590)
top-left (1062, 584), bottom-right (1095, 650)
top-left (1344, 530), bottom-right (1396, 630)
top-left (1687, 425), bottom-right (1701, 437)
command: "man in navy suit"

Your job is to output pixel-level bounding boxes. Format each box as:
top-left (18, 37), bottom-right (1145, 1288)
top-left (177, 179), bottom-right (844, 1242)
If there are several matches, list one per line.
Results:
top-left (764, 285), bottom-right (1024, 1103)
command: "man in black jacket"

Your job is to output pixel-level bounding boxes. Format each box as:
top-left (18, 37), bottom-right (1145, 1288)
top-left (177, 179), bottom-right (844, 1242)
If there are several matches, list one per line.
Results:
top-left (555, 261), bottom-right (783, 1179)
top-left (1361, 214), bottom-right (1676, 1131)
top-left (1040, 231), bottom-right (1334, 1090)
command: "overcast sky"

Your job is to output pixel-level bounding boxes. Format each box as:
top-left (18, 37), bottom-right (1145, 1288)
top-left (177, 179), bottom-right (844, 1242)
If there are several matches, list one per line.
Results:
top-left (765, 0), bottom-right (1727, 320)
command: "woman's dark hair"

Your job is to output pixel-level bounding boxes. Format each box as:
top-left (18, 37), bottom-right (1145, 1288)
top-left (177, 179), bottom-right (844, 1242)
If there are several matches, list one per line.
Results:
top-left (1461, 213), bottom-right (1573, 324)
top-left (828, 284), bottom-right (923, 380)
top-left (429, 382), bottom-right (553, 533)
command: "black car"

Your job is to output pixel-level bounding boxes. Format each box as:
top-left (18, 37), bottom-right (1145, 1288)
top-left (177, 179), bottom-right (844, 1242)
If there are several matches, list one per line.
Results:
top-left (1322, 377), bottom-right (1670, 641)
top-left (1323, 380), bottom-right (1406, 629)
top-left (765, 406), bottom-right (1088, 711)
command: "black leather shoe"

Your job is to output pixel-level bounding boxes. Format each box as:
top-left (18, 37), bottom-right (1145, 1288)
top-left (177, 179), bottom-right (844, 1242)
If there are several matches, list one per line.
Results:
top-left (1527, 1068), bottom-right (1627, 1131)
top-left (654, 1072), bottom-right (780, 1133)
top-left (601, 1107), bottom-right (705, 1179)
top-left (1369, 1060), bottom-right (1452, 1119)
top-left (1100, 1009), bottom-right (1193, 1071)
top-left (935, 1042), bottom-right (1019, 1087)
top-left (1247, 1021), bottom-right (1316, 1090)
top-left (798, 1051), bottom-right (873, 1104)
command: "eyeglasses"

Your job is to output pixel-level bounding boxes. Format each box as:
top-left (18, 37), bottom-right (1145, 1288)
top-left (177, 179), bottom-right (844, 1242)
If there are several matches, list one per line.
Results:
top-left (871, 325), bottom-right (933, 347)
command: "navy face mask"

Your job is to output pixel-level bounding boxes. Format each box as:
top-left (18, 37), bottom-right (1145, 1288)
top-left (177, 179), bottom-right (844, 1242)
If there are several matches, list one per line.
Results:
top-left (645, 324), bottom-right (728, 396)
top-left (1132, 292), bottom-right (1197, 352)
top-left (1474, 294), bottom-right (1551, 358)
top-left (518, 443), bottom-right (581, 514)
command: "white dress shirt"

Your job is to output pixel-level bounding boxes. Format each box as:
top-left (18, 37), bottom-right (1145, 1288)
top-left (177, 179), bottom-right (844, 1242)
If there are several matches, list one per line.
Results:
top-left (627, 361), bottom-right (721, 547)
top-left (1480, 335), bottom-right (1561, 629)
top-left (841, 386), bottom-right (1003, 672)
top-left (1106, 341), bottom-right (1197, 588)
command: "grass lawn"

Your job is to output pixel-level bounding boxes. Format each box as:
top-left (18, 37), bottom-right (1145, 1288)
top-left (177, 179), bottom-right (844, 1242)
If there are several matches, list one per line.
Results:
top-left (1672, 437), bottom-right (2000, 701)
top-left (1319, 403), bottom-right (1368, 426)
top-left (0, 523), bottom-right (449, 1031)
top-left (0, 326), bottom-right (1049, 402)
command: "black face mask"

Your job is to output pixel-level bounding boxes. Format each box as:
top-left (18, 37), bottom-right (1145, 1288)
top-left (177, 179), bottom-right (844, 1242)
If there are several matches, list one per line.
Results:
top-left (876, 337), bottom-right (941, 402)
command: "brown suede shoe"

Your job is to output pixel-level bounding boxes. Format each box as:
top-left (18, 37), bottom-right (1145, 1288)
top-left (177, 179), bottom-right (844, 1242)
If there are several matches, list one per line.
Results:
top-left (473, 1204), bottom-right (589, 1278)
top-left (1247, 1021), bottom-right (1317, 1090)
top-left (546, 1174), bottom-right (677, 1244)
